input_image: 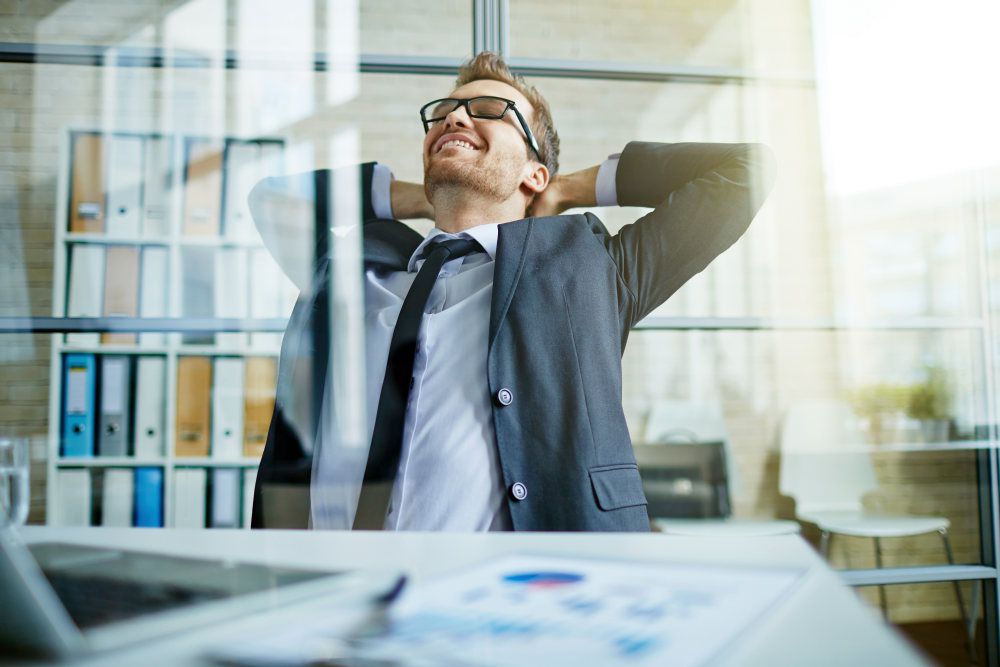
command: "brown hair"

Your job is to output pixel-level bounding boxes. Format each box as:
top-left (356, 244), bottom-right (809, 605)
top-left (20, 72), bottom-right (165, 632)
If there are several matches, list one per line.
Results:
top-left (453, 51), bottom-right (560, 175)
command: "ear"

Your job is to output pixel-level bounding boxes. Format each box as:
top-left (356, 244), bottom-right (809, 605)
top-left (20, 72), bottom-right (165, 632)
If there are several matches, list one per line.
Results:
top-left (520, 161), bottom-right (549, 196)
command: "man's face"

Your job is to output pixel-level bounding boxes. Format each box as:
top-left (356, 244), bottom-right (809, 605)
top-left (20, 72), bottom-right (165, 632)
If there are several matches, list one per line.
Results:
top-left (423, 79), bottom-right (538, 205)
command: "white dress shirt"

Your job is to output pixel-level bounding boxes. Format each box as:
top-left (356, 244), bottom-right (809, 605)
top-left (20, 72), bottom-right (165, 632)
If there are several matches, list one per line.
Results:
top-left (351, 154), bottom-right (621, 531)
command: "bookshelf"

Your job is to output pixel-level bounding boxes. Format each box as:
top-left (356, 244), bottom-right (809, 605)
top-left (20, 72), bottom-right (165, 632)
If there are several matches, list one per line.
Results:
top-left (46, 129), bottom-right (294, 529)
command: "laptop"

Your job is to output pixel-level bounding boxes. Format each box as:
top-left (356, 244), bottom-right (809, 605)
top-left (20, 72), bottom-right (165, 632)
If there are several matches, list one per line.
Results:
top-left (0, 528), bottom-right (404, 659)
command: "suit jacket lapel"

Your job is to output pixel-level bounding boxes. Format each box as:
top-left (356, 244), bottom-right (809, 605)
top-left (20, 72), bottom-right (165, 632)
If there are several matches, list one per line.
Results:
top-left (490, 218), bottom-right (533, 348)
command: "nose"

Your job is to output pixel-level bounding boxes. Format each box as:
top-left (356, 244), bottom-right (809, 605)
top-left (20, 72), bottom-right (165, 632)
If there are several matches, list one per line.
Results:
top-left (442, 103), bottom-right (472, 131)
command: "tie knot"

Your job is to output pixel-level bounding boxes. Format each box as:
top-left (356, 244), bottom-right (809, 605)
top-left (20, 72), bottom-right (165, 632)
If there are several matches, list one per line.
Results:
top-left (420, 237), bottom-right (484, 262)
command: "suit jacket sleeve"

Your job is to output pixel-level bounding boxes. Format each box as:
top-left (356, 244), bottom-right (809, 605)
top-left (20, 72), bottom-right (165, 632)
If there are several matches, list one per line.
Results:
top-left (604, 141), bottom-right (776, 328)
top-left (249, 162), bottom-right (378, 529)
top-left (248, 162), bottom-right (379, 293)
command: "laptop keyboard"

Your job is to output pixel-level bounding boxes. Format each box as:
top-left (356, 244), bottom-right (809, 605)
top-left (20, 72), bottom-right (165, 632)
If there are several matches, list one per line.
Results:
top-left (44, 572), bottom-right (227, 629)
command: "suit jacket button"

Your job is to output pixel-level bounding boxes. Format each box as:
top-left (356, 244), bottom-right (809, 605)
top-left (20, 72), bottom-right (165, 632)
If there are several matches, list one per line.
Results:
top-left (510, 482), bottom-right (527, 501)
top-left (496, 388), bottom-right (513, 406)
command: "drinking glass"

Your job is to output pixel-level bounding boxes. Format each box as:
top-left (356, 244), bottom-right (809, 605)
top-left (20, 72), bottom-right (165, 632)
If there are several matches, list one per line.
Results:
top-left (0, 438), bottom-right (30, 528)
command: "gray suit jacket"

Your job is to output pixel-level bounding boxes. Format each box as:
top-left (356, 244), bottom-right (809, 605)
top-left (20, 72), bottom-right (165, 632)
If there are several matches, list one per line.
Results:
top-left (251, 140), bottom-right (775, 531)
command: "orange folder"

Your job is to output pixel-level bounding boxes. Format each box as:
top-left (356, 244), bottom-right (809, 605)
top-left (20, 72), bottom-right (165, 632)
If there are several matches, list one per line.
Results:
top-left (175, 356), bottom-right (212, 457)
top-left (243, 357), bottom-right (276, 459)
top-left (70, 133), bottom-right (105, 233)
top-left (182, 140), bottom-right (223, 236)
top-left (101, 246), bottom-right (139, 345)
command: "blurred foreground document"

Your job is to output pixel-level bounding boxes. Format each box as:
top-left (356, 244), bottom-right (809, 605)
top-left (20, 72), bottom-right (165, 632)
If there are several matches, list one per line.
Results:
top-left (213, 555), bottom-right (803, 667)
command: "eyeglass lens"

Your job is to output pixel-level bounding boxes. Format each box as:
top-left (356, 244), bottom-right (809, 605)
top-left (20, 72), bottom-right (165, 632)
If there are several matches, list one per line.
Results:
top-left (426, 97), bottom-right (509, 122)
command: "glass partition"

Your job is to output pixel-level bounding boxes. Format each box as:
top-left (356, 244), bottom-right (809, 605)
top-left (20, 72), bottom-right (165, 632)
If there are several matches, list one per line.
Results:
top-left (2, 1), bottom-right (999, 664)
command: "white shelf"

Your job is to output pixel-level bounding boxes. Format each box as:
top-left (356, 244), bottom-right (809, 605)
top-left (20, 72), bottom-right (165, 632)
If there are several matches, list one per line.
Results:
top-left (178, 345), bottom-right (281, 356)
top-left (176, 236), bottom-right (266, 248)
top-left (64, 233), bottom-right (170, 245)
top-left (59, 343), bottom-right (171, 354)
top-left (174, 457), bottom-right (262, 467)
top-left (55, 457), bottom-right (262, 467)
top-left (55, 343), bottom-right (281, 356)
top-left (56, 457), bottom-right (167, 467)
top-left (47, 129), bottom-right (284, 530)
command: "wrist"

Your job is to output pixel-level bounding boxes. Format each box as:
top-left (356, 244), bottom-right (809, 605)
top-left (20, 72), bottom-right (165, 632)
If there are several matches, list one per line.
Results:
top-left (563, 166), bottom-right (599, 210)
top-left (391, 180), bottom-right (433, 220)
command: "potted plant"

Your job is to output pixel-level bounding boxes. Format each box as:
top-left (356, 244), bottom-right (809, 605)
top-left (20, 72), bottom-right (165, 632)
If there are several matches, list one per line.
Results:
top-left (906, 366), bottom-right (952, 443)
top-left (847, 383), bottom-right (910, 444)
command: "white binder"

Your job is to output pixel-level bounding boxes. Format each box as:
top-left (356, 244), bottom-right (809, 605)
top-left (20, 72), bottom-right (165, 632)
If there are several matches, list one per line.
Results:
top-left (214, 248), bottom-right (248, 348)
top-left (211, 357), bottom-right (245, 459)
top-left (139, 246), bottom-right (169, 347)
top-left (55, 469), bottom-right (92, 526)
top-left (105, 135), bottom-right (144, 237)
top-left (172, 468), bottom-right (207, 529)
top-left (223, 141), bottom-right (262, 242)
top-left (101, 468), bottom-right (134, 527)
top-left (133, 356), bottom-right (165, 459)
top-left (241, 468), bottom-right (257, 529)
top-left (248, 249), bottom-right (291, 349)
top-left (210, 468), bottom-right (240, 528)
top-left (142, 136), bottom-right (173, 237)
top-left (66, 245), bottom-right (105, 346)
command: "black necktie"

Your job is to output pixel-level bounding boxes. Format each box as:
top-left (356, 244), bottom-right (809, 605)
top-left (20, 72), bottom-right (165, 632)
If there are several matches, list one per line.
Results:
top-left (353, 237), bottom-right (485, 529)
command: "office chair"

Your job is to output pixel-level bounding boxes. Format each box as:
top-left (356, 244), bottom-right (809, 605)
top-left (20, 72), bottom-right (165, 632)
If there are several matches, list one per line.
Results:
top-left (779, 399), bottom-right (973, 656)
top-left (642, 400), bottom-right (798, 537)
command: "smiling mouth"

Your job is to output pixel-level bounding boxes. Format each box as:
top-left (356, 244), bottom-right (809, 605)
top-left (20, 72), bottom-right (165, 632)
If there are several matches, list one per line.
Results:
top-left (436, 139), bottom-right (480, 154)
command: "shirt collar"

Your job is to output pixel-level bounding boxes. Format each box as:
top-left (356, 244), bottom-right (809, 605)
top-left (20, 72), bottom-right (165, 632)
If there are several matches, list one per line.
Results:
top-left (406, 223), bottom-right (499, 272)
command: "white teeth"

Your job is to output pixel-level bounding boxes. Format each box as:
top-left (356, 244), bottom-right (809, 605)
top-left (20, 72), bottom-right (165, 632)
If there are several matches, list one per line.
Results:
top-left (439, 139), bottom-right (477, 153)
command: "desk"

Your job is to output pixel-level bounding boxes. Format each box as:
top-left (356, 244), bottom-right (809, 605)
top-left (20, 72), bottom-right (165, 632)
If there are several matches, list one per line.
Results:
top-left (15, 527), bottom-right (926, 666)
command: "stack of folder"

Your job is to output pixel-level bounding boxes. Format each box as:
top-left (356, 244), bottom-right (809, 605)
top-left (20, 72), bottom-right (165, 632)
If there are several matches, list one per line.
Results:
top-left (69, 132), bottom-right (175, 238)
top-left (53, 467), bottom-right (163, 528)
top-left (174, 356), bottom-right (277, 459)
top-left (69, 132), bottom-right (284, 239)
top-left (58, 131), bottom-right (287, 531)
top-left (61, 354), bottom-right (166, 459)
top-left (60, 354), bottom-right (276, 461)
top-left (171, 467), bottom-right (257, 529)
top-left (66, 243), bottom-right (167, 347)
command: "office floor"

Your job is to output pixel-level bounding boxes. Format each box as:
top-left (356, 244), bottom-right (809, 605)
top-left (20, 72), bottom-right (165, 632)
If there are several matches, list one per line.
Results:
top-left (898, 620), bottom-right (987, 666)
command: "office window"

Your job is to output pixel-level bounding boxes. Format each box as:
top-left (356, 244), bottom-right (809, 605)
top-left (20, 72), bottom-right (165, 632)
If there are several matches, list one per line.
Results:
top-left (508, 0), bottom-right (813, 79)
top-left (2, 1), bottom-right (1000, 663)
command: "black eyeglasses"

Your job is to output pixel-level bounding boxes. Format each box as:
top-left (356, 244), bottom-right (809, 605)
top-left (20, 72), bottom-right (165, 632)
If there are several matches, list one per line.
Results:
top-left (419, 96), bottom-right (542, 162)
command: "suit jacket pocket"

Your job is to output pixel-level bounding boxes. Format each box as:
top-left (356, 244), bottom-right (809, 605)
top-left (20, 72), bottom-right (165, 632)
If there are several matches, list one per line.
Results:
top-left (590, 464), bottom-right (648, 511)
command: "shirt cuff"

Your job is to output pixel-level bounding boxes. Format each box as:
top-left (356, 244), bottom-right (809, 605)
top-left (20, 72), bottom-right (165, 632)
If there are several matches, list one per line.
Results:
top-left (371, 163), bottom-right (394, 219)
top-left (595, 153), bottom-right (621, 207)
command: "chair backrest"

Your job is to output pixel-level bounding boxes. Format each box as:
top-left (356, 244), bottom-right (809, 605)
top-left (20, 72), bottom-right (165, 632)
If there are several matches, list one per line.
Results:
top-left (643, 400), bottom-right (738, 509)
top-left (778, 399), bottom-right (878, 517)
top-left (644, 401), bottom-right (728, 444)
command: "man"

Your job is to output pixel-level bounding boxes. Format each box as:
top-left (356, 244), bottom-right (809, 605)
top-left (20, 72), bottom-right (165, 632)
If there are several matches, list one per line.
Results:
top-left (250, 52), bottom-right (774, 532)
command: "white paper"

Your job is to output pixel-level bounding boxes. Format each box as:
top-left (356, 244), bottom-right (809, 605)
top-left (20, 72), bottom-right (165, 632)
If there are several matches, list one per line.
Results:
top-left (66, 366), bottom-right (89, 414)
top-left (355, 555), bottom-right (803, 667)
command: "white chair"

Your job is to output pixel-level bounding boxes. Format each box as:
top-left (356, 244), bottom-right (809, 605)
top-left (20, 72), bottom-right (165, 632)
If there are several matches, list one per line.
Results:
top-left (653, 517), bottom-right (801, 537)
top-left (779, 399), bottom-right (972, 655)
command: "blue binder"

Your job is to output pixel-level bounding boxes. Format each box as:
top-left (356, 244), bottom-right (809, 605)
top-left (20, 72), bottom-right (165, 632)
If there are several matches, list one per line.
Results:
top-left (134, 467), bottom-right (164, 527)
top-left (61, 354), bottom-right (96, 457)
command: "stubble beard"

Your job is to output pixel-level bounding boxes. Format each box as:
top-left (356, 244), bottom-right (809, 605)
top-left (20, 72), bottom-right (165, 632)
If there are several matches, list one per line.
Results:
top-left (423, 146), bottom-right (524, 206)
